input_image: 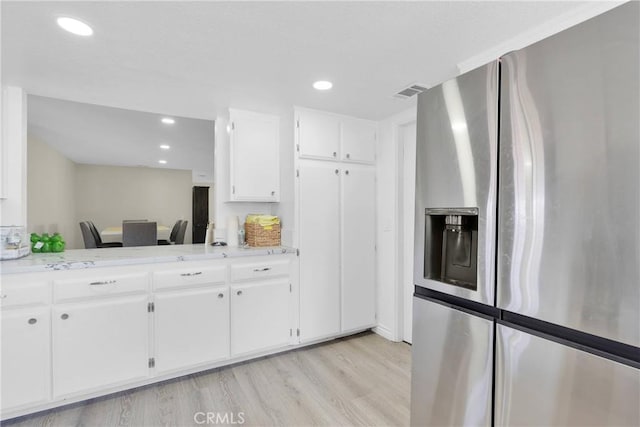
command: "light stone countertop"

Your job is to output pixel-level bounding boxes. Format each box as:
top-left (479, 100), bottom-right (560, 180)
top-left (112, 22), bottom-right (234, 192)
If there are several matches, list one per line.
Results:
top-left (0, 244), bottom-right (296, 274)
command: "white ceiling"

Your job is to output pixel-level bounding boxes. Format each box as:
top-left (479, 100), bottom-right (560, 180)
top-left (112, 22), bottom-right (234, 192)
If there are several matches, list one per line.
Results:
top-left (28, 95), bottom-right (215, 181)
top-left (1, 1), bottom-right (610, 122)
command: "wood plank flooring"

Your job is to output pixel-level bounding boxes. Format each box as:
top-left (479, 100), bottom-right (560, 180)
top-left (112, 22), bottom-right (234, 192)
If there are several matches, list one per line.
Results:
top-left (4, 332), bottom-right (411, 427)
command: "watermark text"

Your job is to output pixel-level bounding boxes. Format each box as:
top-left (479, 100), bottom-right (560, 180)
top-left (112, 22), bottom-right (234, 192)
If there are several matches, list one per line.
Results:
top-left (194, 411), bottom-right (246, 425)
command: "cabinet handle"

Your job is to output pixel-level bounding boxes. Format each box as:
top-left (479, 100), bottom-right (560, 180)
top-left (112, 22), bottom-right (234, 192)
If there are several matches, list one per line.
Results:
top-left (345, 170), bottom-right (350, 175)
top-left (332, 151), bottom-right (337, 158)
top-left (180, 272), bottom-right (202, 277)
top-left (237, 290), bottom-right (243, 296)
top-left (335, 169), bottom-right (339, 175)
top-left (218, 293), bottom-right (224, 299)
top-left (90, 280), bottom-right (116, 286)
top-left (253, 267), bottom-right (271, 272)
top-left (61, 313), bottom-right (69, 320)
top-left (0, 294), bottom-right (7, 299)
top-left (271, 191), bottom-right (276, 196)
top-left (28, 318), bottom-right (37, 325)
top-left (346, 153), bottom-right (351, 159)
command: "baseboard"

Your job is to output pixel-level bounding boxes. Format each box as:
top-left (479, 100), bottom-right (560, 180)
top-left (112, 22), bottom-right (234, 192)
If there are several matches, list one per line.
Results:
top-left (373, 324), bottom-right (400, 342)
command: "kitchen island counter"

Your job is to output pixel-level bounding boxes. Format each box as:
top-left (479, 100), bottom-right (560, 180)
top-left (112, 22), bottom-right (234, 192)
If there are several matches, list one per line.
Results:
top-left (0, 244), bottom-right (296, 274)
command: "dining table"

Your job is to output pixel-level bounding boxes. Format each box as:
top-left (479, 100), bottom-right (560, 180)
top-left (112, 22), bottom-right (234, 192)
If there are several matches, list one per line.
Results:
top-left (100, 225), bottom-right (171, 244)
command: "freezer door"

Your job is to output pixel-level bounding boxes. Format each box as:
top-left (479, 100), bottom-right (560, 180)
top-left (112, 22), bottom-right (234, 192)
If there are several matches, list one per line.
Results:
top-left (410, 297), bottom-right (493, 426)
top-left (414, 61), bottom-right (498, 305)
top-left (495, 324), bottom-right (640, 426)
top-left (498, 2), bottom-right (640, 346)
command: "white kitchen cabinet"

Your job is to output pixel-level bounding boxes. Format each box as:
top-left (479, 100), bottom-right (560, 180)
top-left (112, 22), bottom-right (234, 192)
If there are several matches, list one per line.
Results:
top-left (229, 258), bottom-right (290, 282)
top-left (341, 166), bottom-right (377, 331)
top-left (154, 286), bottom-right (229, 374)
top-left (1, 253), bottom-right (298, 420)
top-left (229, 108), bottom-right (280, 202)
top-left (295, 108), bottom-right (377, 341)
top-left (341, 118), bottom-right (376, 164)
top-left (297, 109), bottom-right (341, 160)
top-left (230, 279), bottom-right (291, 356)
top-left (1, 279), bottom-right (51, 413)
top-left (1, 306), bottom-right (51, 412)
top-left (296, 108), bottom-right (376, 164)
top-left (52, 295), bottom-right (149, 397)
top-left (297, 162), bottom-right (342, 341)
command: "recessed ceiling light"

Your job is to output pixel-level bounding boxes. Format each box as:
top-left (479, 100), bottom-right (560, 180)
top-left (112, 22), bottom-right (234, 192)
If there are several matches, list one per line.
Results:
top-left (57, 17), bottom-right (93, 36)
top-left (313, 80), bottom-right (333, 91)
top-left (159, 144), bottom-right (170, 150)
top-left (161, 117), bottom-right (175, 125)
top-left (158, 160), bottom-right (167, 164)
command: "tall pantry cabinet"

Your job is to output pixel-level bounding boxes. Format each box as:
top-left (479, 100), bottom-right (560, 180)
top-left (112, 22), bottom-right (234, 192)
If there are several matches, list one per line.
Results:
top-left (295, 107), bottom-right (377, 342)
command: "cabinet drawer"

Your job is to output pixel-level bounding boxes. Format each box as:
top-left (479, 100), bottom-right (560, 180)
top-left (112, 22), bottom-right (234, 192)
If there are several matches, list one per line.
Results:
top-left (53, 273), bottom-right (149, 303)
top-left (230, 259), bottom-right (290, 282)
top-left (0, 280), bottom-right (50, 308)
top-left (153, 266), bottom-right (226, 291)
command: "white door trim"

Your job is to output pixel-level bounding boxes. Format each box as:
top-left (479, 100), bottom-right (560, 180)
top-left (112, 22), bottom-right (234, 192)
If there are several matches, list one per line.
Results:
top-left (394, 115), bottom-right (417, 342)
top-left (384, 107), bottom-right (417, 342)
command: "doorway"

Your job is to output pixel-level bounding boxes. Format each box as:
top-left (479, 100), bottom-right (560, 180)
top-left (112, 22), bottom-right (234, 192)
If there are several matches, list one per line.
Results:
top-left (192, 186), bottom-right (209, 243)
top-left (399, 121), bottom-right (417, 343)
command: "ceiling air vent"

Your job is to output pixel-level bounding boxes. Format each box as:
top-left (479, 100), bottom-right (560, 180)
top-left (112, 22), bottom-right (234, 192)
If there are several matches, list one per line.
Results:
top-left (394, 83), bottom-right (428, 99)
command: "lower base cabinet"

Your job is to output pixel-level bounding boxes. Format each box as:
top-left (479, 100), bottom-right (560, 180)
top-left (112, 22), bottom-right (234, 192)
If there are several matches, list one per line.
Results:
top-left (154, 286), bottom-right (230, 374)
top-left (231, 280), bottom-right (291, 356)
top-left (52, 295), bottom-right (149, 397)
top-left (1, 307), bottom-right (51, 411)
top-left (1, 254), bottom-right (301, 420)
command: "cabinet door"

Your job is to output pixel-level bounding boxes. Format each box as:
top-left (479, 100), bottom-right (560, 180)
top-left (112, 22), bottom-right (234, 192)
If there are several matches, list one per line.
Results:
top-left (230, 109), bottom-right (280, 202)
top-left (298, 162), bottom-right (341, 341)
top-left (341, 166), bottom-right (376, 331)
top-left (297, 110), bottom-right (341, 160)
top-left (154, 286), bottom-right (229, 374)
top-left (341, 118), bottom-right (376, 164)
top-left (52, 295), bottom-right (149, 397)
top-left (230, 280), bottom-right (290, 356)
top-left (1, 307), bottom-right (51, 411)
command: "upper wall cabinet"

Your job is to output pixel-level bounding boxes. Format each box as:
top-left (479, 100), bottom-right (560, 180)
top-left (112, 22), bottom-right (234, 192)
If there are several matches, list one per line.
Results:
top-left (229, 109), bottom-right (280, 202)
top-left (296, 109), bottom-right (341, 160)
top-left (341, 118), bottom-right (377, 163)
top-left (296, 108), bottom-right (376, 164)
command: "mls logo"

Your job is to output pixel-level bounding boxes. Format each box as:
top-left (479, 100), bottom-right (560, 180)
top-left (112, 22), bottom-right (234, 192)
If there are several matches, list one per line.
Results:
top-left (194, 411), bottom-right (246, 425)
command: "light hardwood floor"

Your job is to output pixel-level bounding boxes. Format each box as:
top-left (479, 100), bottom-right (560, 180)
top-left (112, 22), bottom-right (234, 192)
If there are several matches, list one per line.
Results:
top-left (5, 332), bottom-right (411, 427)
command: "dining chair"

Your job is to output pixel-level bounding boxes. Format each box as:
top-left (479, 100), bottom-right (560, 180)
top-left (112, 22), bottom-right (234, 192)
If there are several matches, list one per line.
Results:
top-left (158, 220), bottom-right (182, 245)
top-left (174, 220), bottom-right (188, 245)
top-left (87, 221), bottom-right (123, 248)
top-left (79, 222), bottom-right (98, 249)
top-left (79, 221), bottom-right (123, 249)
top-left (122, 221), bottom-right (157, 247)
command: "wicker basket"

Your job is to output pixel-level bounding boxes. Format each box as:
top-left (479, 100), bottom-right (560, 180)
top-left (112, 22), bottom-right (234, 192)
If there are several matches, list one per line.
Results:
top-left (244, 222), bottom-right (281, 247)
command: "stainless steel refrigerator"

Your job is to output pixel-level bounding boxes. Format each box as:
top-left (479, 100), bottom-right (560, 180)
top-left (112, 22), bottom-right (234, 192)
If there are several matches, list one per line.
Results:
top-left (410, 2), bottom-right (639, 426)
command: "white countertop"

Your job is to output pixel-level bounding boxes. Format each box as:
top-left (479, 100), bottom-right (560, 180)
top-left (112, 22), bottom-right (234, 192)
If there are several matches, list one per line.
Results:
top-left (0, 244), bottom-right (296, 274)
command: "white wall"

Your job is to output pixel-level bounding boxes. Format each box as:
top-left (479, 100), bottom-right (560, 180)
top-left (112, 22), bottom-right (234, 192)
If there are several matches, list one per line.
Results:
top-left (75, 164), bottom-right (193, 248)
top-left (27, 137), bottom-right (78, 247)
top-left (0, 86), bottom-right (27, 227)
top-left (373, 106), bottom-right (417, 342)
